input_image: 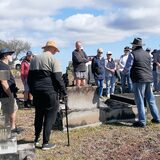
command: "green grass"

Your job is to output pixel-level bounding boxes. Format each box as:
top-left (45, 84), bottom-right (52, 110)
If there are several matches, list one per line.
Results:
top-left (17, 109), bottom-right (160, 160)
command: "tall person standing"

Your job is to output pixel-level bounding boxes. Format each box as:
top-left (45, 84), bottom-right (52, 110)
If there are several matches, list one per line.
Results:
top-left (105, 51), bottom-right (116, 98)
top-left (119, 46), bottom-right (132, 93)
top-left (124, 38), bottom-right (160, 127)
top-left (72, 41), bottom-right (88, 87)
top-left (91, 48), bottom-right (105, 98)
top-left (28, 40), bottom-right (67, 150)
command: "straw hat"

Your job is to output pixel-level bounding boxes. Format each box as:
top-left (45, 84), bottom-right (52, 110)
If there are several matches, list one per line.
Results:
top-left (42, 40), bottom-right (60, 52)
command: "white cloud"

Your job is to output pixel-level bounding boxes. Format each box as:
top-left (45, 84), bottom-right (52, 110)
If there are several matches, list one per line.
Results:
top-left (0, 0), bottom-right (160, 49)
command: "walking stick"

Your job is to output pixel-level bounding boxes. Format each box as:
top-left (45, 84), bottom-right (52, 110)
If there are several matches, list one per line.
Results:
top-left (65, 98), bottom-right (70, 146)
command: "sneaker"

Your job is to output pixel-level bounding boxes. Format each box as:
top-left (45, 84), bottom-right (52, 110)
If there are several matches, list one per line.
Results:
top-left (132, 121), bottom-right (145, 128)
top-left (34, 138), bottom-right (41, 147)
top-left (11, 127), bottom-right (24, 134)
top-left (42, 143), bottom-right (56, 150)
top-left (151, 119), bottom-right (160, 124)
top-left (106, 94), bottom-right (110, 98)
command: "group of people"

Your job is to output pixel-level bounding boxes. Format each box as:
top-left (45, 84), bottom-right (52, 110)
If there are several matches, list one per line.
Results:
top-left (72, 41), bottom-right (133, 98)
top-left (0, 37), bottom-right (160, 152)
top-left (91, 49), bottom-right (117, 98)
top-left (72, 38), bottom-right (160, 128)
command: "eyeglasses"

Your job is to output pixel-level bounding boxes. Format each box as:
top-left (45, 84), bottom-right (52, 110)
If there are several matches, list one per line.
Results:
top-left (98, 52), bottom-right (103, 53)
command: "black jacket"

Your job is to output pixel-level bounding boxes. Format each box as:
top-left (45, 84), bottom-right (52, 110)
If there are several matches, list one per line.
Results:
top-left (130, 47), bottom-right (153, 83)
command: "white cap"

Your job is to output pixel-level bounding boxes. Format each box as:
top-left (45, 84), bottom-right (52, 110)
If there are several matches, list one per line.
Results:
top-left (107, 51), bottom-right (112, 55)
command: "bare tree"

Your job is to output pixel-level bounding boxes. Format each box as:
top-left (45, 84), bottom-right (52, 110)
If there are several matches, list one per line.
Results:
top-left (5, 39), bottom-right (31, 62)
top-left (0, 40), bottom-right (7, 49)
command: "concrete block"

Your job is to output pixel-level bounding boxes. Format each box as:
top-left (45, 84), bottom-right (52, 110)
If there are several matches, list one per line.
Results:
top-left (0, 139), bottom-right (17, 154)
top-left (67, 86), bottom-right (99, 110)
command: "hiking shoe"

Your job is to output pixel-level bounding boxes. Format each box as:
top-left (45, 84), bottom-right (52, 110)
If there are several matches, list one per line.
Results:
top-left (151, 119), bottom-right (160, 124)
top-left (132, 121), bottom-right (145, 128)
top-left (42, 143), bottom-right (56, 150)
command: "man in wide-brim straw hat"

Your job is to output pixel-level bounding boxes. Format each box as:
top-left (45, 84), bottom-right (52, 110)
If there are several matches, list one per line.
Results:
top-left (28, 40), bottom-right (67, 150)
top-left (42, 40), bottom-right (60, 52)
top-left (123, 37), bottom-right (160, 128)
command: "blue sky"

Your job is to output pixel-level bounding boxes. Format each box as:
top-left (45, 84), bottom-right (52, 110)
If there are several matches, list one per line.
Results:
top-left (1, 0), bottom-right (160, 73)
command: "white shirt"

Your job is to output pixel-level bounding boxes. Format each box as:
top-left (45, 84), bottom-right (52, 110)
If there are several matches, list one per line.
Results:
top-left (119, 54), bottom-right (129, 72)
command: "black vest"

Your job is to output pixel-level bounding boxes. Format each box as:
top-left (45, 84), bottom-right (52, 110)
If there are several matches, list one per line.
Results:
top-left (130, 47), bottom-right (153, 83)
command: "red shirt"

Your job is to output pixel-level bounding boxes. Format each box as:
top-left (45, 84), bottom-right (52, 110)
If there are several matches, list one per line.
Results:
top-left (20, 59), bottom-right (30, 82)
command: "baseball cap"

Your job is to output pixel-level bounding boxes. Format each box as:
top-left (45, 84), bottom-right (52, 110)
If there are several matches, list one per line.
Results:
top-left (26, 51), bottom-right (33, 56)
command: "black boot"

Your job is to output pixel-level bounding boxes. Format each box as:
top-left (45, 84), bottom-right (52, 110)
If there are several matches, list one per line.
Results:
top-left (27, 99), bottom-right (33, 106)
top-left (24, 101), bottom-right (30, 108)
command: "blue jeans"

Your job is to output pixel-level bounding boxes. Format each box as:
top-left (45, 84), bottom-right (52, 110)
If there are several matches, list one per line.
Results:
top-left (120, 72), bottom-right (132, 93)
top-left (105, 76), bottom-right (116, 95)
top-left (133, 82), bottom-right (160, 125)
top-left (95, 79), bottom-right (104, 96)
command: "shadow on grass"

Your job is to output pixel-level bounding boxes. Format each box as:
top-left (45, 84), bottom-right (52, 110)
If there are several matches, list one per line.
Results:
top-left (18, 139), bottom-right (34, 144)
top-left (103, 121), bottom-right (133, 127)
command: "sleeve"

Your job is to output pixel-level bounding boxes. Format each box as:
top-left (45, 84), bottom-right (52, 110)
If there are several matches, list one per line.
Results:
top-left (20, 61), bottom-right (26, 81)
top-left (105, 60), bottom-right (109, 70)
top-left (91, 58), bottom-right (95, 74)
top-left (51, 58), bottom-right (67, 96)
top-left (83, 51), bottom-right (89, 63)
top-left (27, 61), bottom-right (34, 93)
top-left (119, 55), bottom-right (124, 68)
top-left (123, 53), bottom-right (134, 74)
top-left (72, 51), bottom-right (88, 63)
top-left (113, 59), bottom-right (116, 69)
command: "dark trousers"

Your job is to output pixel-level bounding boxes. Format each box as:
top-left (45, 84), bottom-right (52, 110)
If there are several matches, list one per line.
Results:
top-left (33, 92), bottom-right (59, 144)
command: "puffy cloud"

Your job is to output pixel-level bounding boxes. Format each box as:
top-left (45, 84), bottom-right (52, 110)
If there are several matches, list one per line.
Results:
top-left (0, 0), bottom-right (160, 49)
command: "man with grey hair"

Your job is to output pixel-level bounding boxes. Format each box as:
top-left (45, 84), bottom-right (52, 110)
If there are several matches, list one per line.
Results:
top-left (72, 41), bottom-right (88, 87)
